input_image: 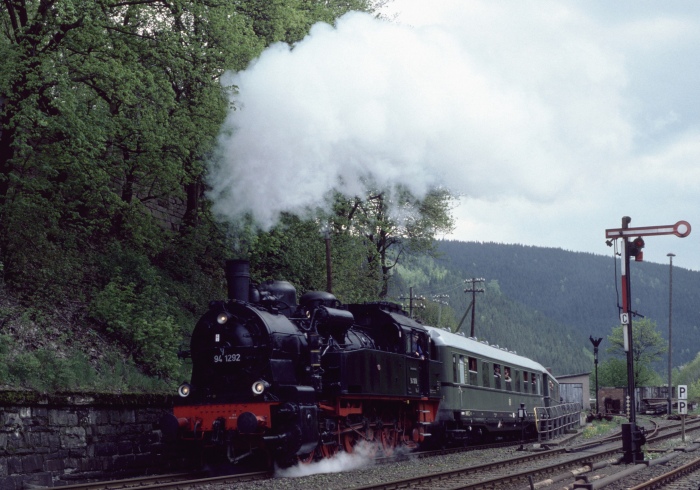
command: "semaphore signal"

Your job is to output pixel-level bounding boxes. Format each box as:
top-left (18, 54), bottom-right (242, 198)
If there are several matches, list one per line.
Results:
top-left (604, 216), bottom-right (691, 465)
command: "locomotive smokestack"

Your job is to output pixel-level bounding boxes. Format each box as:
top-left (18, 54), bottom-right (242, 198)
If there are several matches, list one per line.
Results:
top-left (225, 259), bottom-right (250, 302)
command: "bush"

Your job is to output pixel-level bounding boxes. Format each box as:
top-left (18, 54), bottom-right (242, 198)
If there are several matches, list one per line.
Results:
top-left (0, 334), bottom-right (175, 393)
top-left (90, 279), bottom-right (181, 376)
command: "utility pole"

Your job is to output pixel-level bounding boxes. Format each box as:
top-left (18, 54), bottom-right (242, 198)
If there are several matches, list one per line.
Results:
top-left (667, 252), bottom-right (675, 416)
top-left (324, 226), bottom-right (332, 293)
top-left (456, 278), bottom-right (484, 336)
top-left (400, 287), bottom-right (425, 318)
top-left (590, 336), bottom-right (603, 414)
top-left (430, 294), bottom-right (450, 327)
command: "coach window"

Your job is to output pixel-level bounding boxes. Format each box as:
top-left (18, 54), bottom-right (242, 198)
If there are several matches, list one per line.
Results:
top-left (468, 357), bottom-right (478, 386)
top-left (459, 355), bottom-right (466, 384)
top-left (504, 366), bottom-right (512, 386)
top-left (514, 370), bottom-right (521, 393)
top-left (533, 375), bottom-right (539, 395)
top-left (523, 372), bottom-right (529, 394)
top-left (493, 363), bottom-right (502, 389)
top-left (453, 355), bottom-right (458, 382)
top-left (482, 361), bottom-right (490, 387)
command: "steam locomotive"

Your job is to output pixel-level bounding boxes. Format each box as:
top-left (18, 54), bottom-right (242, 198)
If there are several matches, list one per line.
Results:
top-left (160, 260), bottom-right (561, 468)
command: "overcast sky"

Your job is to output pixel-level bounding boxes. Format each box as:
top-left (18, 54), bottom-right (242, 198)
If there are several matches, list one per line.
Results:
top-left (210, 0), bottom-right (700, 271)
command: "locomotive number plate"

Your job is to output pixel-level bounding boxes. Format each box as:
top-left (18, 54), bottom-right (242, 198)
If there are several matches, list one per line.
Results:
top-left (214, 353), bottom-right (241, 363)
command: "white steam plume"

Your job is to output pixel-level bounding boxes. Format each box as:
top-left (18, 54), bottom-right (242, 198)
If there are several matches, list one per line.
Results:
top-left (275, 440), bottom-right (379, 478)
top-left (209, 5), bottom-right (630, 229)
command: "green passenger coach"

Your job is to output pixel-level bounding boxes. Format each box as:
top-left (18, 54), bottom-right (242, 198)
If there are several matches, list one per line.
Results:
top-left (423, 326), bottom-right (559, 445)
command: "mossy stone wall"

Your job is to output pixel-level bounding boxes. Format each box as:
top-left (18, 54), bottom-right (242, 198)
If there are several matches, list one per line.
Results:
top-left (0, 391), bottom-right (178, 489)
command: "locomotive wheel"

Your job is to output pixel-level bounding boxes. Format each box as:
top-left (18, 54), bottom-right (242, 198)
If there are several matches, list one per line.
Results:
top-left (298, 450), bottom-right (315, 465)
top-left (363, 427), bottom-right (378, 458)
top-left (342, 432), bottom-right (356, 453)
top-left (380, 427), bottom-right (397, 456)
top-left (399, 424), bottom-right (417, 449)
top-left (320, 441), bottom-right (339, 459)
top-left (320, 443), bottom-right (338, 458)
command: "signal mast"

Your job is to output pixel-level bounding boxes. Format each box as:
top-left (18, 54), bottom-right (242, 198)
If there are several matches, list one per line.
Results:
top-left (604, 217), bottom-right (690, 464)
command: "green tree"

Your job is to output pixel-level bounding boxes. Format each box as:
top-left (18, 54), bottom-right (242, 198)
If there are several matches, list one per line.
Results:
top-left (244, 213), bottom-right (405, 304)
top-left (416, 299), bottom-right (457, 331)
top-left (597, 357), bottom-right (628, 387)
top-left (0, 0), bottom-right (265, 297)
top-left (333, 187), bottom-right (455, 298)
top-left (676, 351), bottom-right (700, 403)
top-left (606, 318), bottom-right (667, 387)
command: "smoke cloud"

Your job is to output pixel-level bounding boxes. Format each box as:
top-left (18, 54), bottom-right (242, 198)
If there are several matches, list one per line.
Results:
top-left (208, 5), bottom-right (630, 230)
top-left (275, 440), bottom-right (379, 478)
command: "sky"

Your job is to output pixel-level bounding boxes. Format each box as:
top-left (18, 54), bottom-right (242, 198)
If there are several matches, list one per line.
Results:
top-left (209, 0), bottom-right (700, 271)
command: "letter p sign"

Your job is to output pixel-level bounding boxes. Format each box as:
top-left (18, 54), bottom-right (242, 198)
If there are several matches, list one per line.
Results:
top-left (678, 385), bottom-right (688, 415)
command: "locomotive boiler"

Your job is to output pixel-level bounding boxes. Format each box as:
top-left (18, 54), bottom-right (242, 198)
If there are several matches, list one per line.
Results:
top-left (161, 260), bottom-right (567, 469)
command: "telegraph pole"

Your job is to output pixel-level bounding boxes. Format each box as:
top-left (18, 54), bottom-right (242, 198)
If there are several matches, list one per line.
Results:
top-left (430, 294), bottom-right (450, 328)
top-left (590, 336), bottom-right (602, 414)
top-left (324, 226), bottom-right (332, 293)
top-left (457, 278), bottom-right (484, 336)
top-left (605, 217), bottom-right (690, 464)
top-left (400, 287), bottom-right (425, 318)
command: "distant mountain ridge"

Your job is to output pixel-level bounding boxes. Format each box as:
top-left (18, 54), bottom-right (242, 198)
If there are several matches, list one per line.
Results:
top-left (390, 240), bottom-right (699, 376)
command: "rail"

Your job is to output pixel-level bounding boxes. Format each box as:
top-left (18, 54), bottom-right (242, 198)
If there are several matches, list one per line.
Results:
top-left (534, 402), bottom-right (581, 441)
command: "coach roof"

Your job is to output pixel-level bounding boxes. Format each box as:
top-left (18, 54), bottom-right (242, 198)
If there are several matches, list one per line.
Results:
top-left (424, 325), bottom-right (549, 374)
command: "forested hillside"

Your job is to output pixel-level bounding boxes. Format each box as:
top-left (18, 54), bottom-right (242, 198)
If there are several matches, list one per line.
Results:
top-left (392, 240), bottom-right (700, 374)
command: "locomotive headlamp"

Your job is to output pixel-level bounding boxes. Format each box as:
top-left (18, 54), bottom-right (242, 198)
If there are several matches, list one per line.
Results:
top-left (252, 380), bottom-right (270, 395)
top-left (178, 382), bottom-right (191, 398)
top-left (216, 312), bottom-right (230, 324)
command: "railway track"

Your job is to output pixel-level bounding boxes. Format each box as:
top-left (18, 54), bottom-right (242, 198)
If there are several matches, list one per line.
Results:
top-left (33, 470), bottom-right (269, 490)
top-left (348, 445), bottom-right (622, 489)
top-left (628, 451), bottom-right (700, 490)
top-left (343, 418), bottom-right (700, 490)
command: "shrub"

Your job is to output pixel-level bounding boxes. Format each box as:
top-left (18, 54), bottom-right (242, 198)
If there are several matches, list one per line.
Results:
top-left (90, 279), bottom-right (181, 376)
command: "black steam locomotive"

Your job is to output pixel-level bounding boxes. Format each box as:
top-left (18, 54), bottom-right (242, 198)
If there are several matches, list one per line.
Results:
top-left (161, 260), bottom-right (561, 468)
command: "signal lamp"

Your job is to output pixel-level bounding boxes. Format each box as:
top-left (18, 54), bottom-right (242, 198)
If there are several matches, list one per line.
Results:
top-left (628, 236), bottom-right (645, 261)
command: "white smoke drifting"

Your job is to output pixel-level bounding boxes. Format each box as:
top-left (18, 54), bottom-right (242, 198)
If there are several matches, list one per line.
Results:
top-left (209, 5), bottom-right (629, 230)
top-left (275, 440), bottom-right (378, 478)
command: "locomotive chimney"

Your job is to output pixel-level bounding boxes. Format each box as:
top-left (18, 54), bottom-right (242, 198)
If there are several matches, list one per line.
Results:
top-left (225, 259), bottom-right (250, 302)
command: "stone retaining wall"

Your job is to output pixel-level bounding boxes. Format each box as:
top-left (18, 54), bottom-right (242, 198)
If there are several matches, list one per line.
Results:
top-left (0, 391), bottom-right (178, 489)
